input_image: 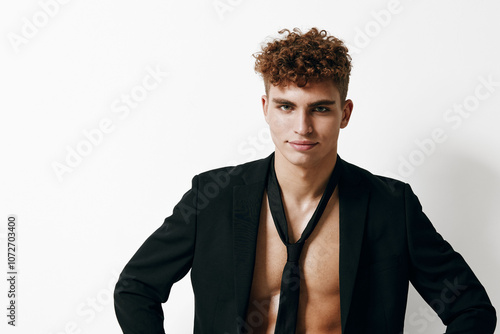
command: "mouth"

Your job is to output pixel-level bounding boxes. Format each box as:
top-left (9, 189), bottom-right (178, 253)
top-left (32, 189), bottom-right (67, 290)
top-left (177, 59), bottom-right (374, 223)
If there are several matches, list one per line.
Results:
top-left (288, 140), bottom-right (318, 151)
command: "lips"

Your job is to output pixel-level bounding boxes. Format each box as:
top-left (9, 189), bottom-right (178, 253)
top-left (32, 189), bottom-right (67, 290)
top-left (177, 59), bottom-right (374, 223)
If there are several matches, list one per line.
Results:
top-left (288, 140), bottom-right (318, 151)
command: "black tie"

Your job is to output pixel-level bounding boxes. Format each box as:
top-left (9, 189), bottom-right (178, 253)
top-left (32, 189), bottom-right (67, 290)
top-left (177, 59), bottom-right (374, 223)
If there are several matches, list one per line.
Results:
top-left (266, 155), bottom-right (341, 334)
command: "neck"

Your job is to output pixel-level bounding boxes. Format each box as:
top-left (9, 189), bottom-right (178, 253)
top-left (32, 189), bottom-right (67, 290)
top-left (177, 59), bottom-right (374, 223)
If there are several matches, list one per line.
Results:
top-left (273, 151), bottom-right (338, 204)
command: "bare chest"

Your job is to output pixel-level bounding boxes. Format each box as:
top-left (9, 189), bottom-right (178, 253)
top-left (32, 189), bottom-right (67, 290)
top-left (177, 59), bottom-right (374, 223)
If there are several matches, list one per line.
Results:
top-left (245, 190), bottom-right (341, 332)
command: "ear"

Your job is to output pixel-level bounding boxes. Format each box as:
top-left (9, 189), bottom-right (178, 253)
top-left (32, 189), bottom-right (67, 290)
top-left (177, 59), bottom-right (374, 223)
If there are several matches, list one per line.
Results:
top-left (262, 94), bottom-right (269, 123)
top-left (340, 99), bottom-right (353, 129)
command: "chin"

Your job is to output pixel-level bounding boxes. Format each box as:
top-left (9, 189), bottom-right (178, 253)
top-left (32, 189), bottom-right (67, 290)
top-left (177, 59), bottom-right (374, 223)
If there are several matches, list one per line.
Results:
top-left (280, 150), bottom-right (319, 168)
top-left (276, 145), bottom-right (337, 169)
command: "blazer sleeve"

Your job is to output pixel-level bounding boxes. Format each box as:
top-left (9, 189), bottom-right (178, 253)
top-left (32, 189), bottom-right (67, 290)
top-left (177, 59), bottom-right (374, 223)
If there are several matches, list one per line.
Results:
top-left (114, 175), bottom-right (199, 334)
top-left (404, 183), bottom-right (496, 333)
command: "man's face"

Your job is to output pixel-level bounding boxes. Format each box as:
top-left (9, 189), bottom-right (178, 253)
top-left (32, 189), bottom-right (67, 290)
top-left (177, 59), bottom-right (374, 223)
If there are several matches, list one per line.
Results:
top-left (262, 80), bottom-right (353, 170)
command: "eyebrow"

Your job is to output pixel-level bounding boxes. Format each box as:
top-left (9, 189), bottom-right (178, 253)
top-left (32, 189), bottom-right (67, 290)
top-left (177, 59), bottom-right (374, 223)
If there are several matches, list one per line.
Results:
top-left (271, 98), bottom-right (336, 107)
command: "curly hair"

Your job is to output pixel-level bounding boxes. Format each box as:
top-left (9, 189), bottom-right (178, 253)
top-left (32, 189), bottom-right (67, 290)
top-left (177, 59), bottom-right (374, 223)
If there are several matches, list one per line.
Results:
top-left (254, 27), bottom-right (352, 102)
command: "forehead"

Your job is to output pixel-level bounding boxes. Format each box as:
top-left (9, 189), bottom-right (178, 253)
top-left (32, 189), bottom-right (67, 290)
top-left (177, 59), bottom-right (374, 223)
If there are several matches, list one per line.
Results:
top-left (268, 80), bottom-right (340, 101)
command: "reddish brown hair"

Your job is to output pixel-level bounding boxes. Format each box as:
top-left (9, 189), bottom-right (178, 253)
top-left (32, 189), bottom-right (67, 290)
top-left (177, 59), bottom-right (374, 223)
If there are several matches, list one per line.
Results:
top-left (254, 27), bottom-right (352, 102)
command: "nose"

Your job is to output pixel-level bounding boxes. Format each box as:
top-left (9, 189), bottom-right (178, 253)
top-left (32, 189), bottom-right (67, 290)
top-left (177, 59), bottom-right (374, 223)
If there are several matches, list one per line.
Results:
top-left (294, 110), bottom-right (313, 136)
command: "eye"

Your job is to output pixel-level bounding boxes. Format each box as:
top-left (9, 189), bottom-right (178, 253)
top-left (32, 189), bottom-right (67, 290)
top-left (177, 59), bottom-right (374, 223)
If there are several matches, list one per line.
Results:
top-left (279, 105), bottom-right (292, 111)
top-left (314, 106), bottom-right (329, 113)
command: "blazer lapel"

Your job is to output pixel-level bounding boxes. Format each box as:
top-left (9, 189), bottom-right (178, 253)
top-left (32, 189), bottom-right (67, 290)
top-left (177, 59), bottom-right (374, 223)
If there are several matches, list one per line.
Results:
top-left (232, 153), bottom-right (273, 328)
top-left (337, 157), bottom-right (370, 332)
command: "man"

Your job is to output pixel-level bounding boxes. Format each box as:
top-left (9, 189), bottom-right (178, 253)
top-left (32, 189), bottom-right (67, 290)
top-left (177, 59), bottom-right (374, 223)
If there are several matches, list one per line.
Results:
top-left (114, 28), bottom-right (496, 333)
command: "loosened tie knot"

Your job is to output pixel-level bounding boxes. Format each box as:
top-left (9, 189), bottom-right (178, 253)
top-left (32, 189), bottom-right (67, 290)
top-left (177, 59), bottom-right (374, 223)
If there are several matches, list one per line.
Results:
top-left (286, 242), bottom-right (304, 263)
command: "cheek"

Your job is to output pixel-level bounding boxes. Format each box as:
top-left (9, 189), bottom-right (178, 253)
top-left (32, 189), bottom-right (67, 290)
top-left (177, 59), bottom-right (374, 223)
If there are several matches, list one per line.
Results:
top-left (316, 123), bottom-right (340, 142)
top-left (268, 115), bottom-right (288, 135)
top-left (269, 126), bottom-right (283, 146)
top-left (268, 117), bottom-right (289, 146)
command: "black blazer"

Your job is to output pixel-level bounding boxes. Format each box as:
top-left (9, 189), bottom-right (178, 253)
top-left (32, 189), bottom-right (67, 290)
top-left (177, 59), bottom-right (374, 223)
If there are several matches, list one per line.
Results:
top-left (114, 153), bottom-right (496, 333)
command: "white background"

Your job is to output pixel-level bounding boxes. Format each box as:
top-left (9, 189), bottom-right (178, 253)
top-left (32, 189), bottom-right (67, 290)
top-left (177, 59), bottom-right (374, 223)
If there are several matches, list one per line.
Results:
top-left (1, 0), bottom-right (499, 333)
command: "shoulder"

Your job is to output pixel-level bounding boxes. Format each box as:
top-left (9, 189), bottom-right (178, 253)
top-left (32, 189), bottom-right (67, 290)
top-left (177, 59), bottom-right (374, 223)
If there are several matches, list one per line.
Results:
top-left (339, 157), bottom-right (424, 216)
top-left (194, 153), bottom-right (273, 186)
top-left (339, 157), bottom-right (410, 198)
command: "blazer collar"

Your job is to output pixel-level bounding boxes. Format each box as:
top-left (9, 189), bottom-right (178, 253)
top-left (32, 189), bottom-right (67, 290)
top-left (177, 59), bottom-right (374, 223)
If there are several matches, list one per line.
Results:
top-left (231, 153), bottom-right (370, 332)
